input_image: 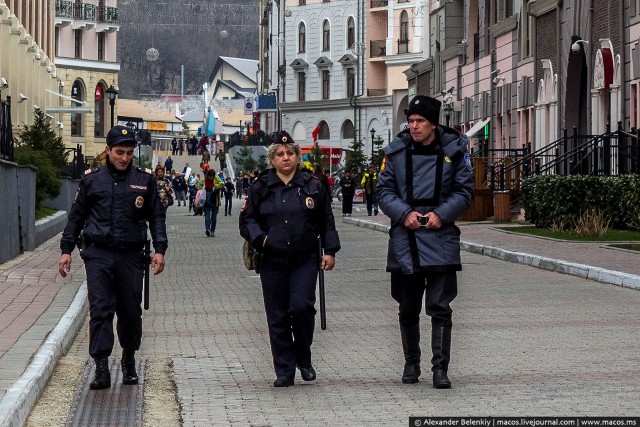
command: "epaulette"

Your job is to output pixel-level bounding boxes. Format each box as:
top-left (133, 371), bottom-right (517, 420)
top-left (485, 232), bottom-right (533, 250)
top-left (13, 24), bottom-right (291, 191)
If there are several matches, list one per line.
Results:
top-left (84, 167), bottom-right (99, 176)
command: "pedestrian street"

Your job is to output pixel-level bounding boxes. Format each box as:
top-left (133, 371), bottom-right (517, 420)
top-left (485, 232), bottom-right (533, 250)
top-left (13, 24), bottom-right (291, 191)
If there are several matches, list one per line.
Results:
top-left (29, 206), bottom-right (640, 426)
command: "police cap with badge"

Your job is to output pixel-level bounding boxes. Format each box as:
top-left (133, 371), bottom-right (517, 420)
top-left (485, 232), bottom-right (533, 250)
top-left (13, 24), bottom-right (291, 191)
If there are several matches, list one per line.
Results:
top-left (106, 125), bottom-right (137, 147)
top-left (274, 130), bottom-right (295, 145)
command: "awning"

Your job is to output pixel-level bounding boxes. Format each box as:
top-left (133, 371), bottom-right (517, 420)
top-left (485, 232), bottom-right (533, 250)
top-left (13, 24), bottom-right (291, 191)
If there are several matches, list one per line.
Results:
top-left (465, 117), bottom-right (490, 138)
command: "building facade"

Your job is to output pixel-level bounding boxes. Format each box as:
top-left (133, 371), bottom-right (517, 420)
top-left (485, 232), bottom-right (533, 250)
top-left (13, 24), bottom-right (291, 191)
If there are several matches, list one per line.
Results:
top-left (54, 0), bottom-right (119, 162)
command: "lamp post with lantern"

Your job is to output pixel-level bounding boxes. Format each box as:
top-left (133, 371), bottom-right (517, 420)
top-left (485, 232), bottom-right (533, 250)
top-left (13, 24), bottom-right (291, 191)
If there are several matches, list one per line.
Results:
top-left (105, 85), bottom-right (118, 128)
top-left (370, 128), bottom-right (376, 164)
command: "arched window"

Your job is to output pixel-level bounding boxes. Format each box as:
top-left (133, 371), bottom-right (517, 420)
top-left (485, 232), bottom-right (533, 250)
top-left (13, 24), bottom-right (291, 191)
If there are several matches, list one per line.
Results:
top-left (94, 82), bottom-right (107, 137)
top-left (342, 120), bottom-right (355, 139)
top-left (346, 17), bottom-right (355, 49)
top-left (318, 120), bottom-right (330, 140)
top-left (298, 23), bottom-right (306, 53)
top-left (398, 11), bottom-right (410, 54)
top-left (71, 79), bottom-right (85, 137)
top-left (322, 20), bottom-right (330, 51)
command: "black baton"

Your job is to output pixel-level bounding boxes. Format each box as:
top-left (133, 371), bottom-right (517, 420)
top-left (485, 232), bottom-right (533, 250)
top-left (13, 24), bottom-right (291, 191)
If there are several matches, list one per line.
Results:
top-left (144, 240), bottom-right (151, 310)
top-left (318, 237), bottom-right (326, 330)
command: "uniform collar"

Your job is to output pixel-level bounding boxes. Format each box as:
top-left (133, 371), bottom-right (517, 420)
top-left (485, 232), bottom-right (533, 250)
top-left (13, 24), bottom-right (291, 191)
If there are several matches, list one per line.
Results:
top-left (265, 168), bottom-right (306, 188)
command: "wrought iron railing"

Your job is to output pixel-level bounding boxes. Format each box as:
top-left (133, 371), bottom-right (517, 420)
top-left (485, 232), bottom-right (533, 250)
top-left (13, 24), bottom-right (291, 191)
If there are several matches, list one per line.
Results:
top-left (97, 6), bottom-right (118, 24)
top-left (74, 2), bottom-right (96, 21)
top-left (370, 0), bottom-right (388, 7)
top-left (55, 0), bottom-right (74, 18)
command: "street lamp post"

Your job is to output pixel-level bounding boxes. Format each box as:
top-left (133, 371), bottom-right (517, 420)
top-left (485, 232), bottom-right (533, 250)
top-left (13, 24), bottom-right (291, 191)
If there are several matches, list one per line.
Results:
top-left (370, 128), bottom-right (376, 164)
top-left (105, 85), bottom-right (118, 129)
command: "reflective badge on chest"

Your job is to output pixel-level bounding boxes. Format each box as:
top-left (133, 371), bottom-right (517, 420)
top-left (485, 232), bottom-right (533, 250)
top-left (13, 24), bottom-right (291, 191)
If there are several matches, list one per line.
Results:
top-left (135, 196), bottom-right (144, 209)
top-left (305, 197), bottom-right (315, 209)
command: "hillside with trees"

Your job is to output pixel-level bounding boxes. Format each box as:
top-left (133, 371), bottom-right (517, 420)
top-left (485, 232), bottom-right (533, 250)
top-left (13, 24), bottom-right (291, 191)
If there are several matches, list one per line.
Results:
top-left (117, 0), bottom-right (259, 98)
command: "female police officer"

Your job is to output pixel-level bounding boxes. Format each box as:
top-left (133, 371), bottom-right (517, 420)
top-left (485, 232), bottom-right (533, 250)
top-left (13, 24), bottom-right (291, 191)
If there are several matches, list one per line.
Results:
top-left (239, 131), bottom-right (340, 387)
top-left (59, 125), bottom-right (168, 390)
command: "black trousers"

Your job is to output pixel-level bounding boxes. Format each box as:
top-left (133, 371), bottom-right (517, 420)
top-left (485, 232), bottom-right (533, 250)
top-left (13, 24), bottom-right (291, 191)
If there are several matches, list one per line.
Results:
top-left (342, 192), bottom-right (354, 215)
top-left (84, 245), bottom-right (144, 359)
top-left (365, 192), bottom-right (378, 215)
top-left (260, 256), bottom-right (318, 378)
top-left (391, 271), bottom-right (458, 327)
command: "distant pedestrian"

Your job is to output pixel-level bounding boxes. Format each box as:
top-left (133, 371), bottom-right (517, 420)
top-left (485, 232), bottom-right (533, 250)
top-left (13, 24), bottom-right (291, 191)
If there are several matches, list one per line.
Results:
top-left (223, 177), bottom-right (234, 216)
top-left (339, 169), bottom-right (356, 216)
top-left (361, 164), bottom-right (378, 216)
top-left (235, 173), bottom-right (243, 199)
top-left (58, 125), bottom-right (167, 390)
top-left (171, 138), bottom-right (177, 155)
top-left (155, 165), bottom-right (173, 209)
top-left (172, 173), bottom-right (188, 207)
top-left (203, 169), bottom-right (224, 236)
top-left (215, 148), bottom-right (226, 172)
top-left (179, 139), bottom-right (185, 155)
top-left (164, 156), bottom-right (173, 173)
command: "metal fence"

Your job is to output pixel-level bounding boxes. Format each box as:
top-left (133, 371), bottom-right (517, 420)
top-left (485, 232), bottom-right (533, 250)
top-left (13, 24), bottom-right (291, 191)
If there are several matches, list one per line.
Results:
top-left (1, 95), bottom-right (13, 162)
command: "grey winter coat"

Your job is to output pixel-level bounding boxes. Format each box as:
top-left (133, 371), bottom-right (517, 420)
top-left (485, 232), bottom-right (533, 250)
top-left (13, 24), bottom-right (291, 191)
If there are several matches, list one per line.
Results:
top-left (376, 126), bottom-right (474, 274)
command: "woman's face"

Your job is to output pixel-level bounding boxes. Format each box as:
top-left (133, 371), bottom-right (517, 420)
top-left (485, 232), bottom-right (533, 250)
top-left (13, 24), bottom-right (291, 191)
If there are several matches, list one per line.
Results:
top-left (271, 144), bottom-right (298, 175)
top-left (156, 169), bottom-right (165, 178)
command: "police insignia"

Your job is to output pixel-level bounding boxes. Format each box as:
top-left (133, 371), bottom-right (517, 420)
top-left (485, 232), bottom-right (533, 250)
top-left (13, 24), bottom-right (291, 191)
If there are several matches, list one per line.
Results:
top-left (444, 156), bottom-right (452, 163)
top-left (122, 129), bottom-right (128, 135)
top-left (380, 156), bottom-right (387, 173)
top-left (464, 152), bottom-right (473, 171)
top-left (305, 197), bottom-right (315, 209)
top-left (135, 195), bottom-right (144, 208)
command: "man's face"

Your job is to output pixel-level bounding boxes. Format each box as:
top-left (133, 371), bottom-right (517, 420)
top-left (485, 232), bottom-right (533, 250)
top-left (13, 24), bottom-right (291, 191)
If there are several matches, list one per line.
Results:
top-left (107, 144), bottom-right (135, 171)
top-left (408, 114), bottom-right (436, 145)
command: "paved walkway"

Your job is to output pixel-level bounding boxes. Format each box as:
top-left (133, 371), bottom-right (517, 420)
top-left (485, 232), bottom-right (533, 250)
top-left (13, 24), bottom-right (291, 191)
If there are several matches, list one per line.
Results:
top-left (2, 205), bottom-right (640, 426)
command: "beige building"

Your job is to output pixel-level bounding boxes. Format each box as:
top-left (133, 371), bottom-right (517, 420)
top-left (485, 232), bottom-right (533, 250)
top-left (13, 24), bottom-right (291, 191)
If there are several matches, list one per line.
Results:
top-left (54, 0), bottom-right (119, 162)
top-left (0, 0), bottom-right (60, 135)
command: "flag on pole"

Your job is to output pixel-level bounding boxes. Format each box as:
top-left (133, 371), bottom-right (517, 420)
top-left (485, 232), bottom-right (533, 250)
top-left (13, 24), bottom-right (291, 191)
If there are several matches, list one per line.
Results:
top-left (312, 126), bottom-right (320, 143)
top-left (206, 108), bottom-right (215, 135)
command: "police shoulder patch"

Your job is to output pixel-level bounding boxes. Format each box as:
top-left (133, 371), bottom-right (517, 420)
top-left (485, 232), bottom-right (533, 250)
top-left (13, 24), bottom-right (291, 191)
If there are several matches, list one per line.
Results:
top-left (463, 152), bottom-right (473, 171)
top-left (84, 167), bottom-right (99, 176)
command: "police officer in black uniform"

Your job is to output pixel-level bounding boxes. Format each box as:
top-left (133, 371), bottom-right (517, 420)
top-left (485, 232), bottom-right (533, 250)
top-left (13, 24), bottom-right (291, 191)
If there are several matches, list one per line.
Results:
top-left (239, 131), bottom-right (340, 387)
top-left (58, 125), bottom-right (168, 390)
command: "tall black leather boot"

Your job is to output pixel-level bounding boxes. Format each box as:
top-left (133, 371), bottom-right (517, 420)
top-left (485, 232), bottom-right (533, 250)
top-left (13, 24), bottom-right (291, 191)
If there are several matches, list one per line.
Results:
top-left (431, 324), bottom-right (452, 389)
top-left (121, 349), bottom-right (139, 385)
top-left (400, 324), bottom-right (421, 383)
top-left (90, 357), bottom-right (111, 390)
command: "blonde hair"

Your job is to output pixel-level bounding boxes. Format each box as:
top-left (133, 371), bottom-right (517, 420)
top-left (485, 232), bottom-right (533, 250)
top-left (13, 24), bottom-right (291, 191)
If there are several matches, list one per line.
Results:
top-left (266, 143), bottom-right (302, 168)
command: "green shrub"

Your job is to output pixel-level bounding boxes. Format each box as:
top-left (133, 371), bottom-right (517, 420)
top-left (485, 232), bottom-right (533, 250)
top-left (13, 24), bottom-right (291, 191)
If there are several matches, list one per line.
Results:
top-left (522, 174), bottom-right (640, 230)
top-left (14, 147), bottom-right (61, 208)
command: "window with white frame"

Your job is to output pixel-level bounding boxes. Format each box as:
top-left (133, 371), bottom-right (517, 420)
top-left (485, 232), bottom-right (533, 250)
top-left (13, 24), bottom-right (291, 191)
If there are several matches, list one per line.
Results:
top-left (347, 17), bottom-right (355, 49)
top-left (298, 72), bottom-right (306, 101)
top-left (346, 68), bottom-right (355, 98)
top-left (322, 70), bottom-right (330, 99)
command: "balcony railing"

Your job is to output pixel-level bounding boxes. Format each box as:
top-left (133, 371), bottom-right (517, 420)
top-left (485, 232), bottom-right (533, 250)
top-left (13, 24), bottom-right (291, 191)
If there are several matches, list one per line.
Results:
top-left (97, 6), bottom-right (118, 24)
top-left (55, 0), bottom-right (73, 18)
top-left (73, 3), bottom-right (96, 21)
top-left (370, 39), bottom-right (386, 57)
top-left (370, 0), bottom-right (388, 7)
top-left (367, 88), bottom-right (387, 97)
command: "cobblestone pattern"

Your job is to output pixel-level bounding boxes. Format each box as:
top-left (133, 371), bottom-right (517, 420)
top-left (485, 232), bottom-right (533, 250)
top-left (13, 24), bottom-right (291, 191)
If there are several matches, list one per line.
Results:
top-left (47, 207), bottom-right (640, 424)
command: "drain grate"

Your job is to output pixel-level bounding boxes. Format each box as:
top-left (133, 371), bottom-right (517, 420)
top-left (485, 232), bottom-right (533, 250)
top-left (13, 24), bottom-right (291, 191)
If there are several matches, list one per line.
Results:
top-left (66, 359), bottom-right (144, 427)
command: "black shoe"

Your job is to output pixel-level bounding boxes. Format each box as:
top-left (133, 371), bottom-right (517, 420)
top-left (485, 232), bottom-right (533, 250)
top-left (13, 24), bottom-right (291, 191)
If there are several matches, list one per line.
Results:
top-left (402, 363), bottom-right (421, 384)
top-left (273, 376), bottom-right (294, 387)
top-left (433, 369), bottom-right (451, 389)
top-left (90, 358), bottom-right (111, 390)
top-left (297, 365), bottom-right (316, 381)
top-left (206, 230), bottom-right (210, 237)
top-left (121, 350), bottom-right (138, 385)
top-left (224, 213), bottom-right (227, 216)
top-left (374, 208), bottom-right (379, 216)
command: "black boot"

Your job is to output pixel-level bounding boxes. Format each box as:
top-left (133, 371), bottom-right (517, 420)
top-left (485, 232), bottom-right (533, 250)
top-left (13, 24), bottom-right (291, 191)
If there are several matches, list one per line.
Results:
top-left (90, 357), bottom-right (111, 390)
top-left (400, 324), bottom-right (421, 383)
top-left (431, 324), bottom-right (452, 389)
top-left (121, 349), bottom-right (139, 385)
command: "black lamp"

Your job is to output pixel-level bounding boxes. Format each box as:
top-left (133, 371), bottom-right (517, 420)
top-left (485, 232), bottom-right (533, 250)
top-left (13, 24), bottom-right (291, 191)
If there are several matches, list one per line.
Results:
top-left (105, 85), bottom-right (119, 128)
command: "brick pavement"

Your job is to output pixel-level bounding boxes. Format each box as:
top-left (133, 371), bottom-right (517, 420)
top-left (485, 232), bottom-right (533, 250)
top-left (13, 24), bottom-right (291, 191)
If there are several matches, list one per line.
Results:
top-left (3, 205), bottom-right (640, 426)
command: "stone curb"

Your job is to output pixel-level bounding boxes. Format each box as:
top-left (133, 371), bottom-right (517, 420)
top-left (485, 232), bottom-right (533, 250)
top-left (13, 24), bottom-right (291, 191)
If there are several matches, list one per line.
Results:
top-left (344, 217), bottom-right (640, 290)
top-left (0, 283), bottom-right (88, 427)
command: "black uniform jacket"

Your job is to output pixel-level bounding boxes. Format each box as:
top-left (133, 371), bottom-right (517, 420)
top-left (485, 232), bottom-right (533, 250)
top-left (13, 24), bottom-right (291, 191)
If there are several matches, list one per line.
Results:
top-left (239, 168), bottom-right (340, 263)
top-left (60, 159), bottom-right (168, 255)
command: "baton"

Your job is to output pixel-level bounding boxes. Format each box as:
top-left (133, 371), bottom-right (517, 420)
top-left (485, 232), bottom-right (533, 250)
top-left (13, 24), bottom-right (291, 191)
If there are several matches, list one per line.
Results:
top-left (143, 240), bottom-right (151, 310)
top-left (318, 237), bottom-right (327, 330)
